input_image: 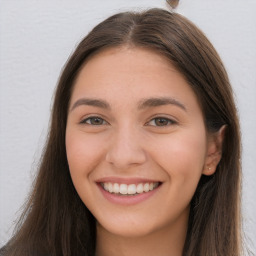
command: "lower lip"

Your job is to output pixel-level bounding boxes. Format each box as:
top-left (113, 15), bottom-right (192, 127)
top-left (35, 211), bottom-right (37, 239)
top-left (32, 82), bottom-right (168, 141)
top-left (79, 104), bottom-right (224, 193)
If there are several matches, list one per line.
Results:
top-left (97, 183), bottom-right (161, 205)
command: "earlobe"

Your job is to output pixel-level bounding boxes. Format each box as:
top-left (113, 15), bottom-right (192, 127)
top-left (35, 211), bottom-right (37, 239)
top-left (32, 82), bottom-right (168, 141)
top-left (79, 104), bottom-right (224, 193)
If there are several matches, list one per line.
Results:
top-left (203, 125), bottom-right (226, 176)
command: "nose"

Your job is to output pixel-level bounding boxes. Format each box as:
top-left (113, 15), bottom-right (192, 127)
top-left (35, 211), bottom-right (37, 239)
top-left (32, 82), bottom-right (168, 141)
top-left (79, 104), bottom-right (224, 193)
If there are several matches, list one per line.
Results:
top-left (105, 125), bottom-right (147, 170)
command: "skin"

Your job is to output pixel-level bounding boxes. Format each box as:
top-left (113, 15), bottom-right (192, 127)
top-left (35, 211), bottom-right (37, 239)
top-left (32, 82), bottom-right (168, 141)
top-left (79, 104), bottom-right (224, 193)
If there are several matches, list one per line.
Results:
top-left (65, 47), bottom-right (224, 256)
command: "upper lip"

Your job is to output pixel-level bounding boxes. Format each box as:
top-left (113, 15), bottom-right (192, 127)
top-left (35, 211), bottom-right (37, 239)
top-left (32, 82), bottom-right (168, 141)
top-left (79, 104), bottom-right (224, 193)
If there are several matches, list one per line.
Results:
top-left (95, 176), bottom-right (161, 185)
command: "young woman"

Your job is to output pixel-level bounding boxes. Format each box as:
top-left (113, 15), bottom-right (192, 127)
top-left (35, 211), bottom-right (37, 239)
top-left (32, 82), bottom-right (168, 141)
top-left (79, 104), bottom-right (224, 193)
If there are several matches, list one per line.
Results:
top-left (1, 7), bottom-right (242, 256)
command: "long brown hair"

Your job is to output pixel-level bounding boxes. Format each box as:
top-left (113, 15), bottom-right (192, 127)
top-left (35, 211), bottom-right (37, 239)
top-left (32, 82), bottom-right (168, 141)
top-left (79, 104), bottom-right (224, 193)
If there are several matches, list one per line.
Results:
top-left (3, 8), bottom-right (242, 256)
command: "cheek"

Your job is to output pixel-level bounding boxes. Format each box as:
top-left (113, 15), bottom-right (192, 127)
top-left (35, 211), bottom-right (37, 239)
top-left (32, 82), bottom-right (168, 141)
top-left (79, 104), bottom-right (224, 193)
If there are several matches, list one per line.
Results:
top-left (149, 129), bottom-right (207, 188)
top-left (173, 135), bottom-right (206, 170)
top-left (65, 130), bottom-right (106, 180)
top-left (65, 130), bottom-right (109, 209)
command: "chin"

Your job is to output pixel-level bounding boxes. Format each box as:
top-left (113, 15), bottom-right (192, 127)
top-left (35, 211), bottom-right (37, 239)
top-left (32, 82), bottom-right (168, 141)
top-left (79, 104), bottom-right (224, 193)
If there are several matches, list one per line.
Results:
top-left (97, 219), bottom-right (158, 238)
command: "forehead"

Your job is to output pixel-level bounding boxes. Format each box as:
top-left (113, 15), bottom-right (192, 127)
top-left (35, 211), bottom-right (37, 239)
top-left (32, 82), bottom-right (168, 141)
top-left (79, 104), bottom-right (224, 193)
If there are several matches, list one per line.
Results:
top-left (70, 46), bottom-right (200, 112)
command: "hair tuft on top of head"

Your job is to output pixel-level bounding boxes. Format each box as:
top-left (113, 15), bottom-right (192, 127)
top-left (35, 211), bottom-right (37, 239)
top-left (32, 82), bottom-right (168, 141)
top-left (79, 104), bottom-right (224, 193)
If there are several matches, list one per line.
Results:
top-left (166, 0), bottom-right (179, 9)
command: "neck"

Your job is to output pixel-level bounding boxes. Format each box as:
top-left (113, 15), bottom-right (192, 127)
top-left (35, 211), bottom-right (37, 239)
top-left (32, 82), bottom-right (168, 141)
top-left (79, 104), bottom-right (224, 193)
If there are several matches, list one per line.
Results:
top-left (95, 212), bottom-right (188, 256)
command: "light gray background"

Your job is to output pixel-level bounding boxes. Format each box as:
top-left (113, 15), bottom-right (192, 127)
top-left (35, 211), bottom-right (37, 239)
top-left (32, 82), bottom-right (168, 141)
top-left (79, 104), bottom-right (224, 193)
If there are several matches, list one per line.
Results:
top-left (0, 0), bottom-right (255, 251)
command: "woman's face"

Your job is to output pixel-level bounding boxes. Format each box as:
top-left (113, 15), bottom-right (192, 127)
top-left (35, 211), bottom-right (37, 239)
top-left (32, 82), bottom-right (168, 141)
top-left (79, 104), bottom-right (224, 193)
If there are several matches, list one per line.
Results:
top-left (66, 47), bottom-right (219, 238)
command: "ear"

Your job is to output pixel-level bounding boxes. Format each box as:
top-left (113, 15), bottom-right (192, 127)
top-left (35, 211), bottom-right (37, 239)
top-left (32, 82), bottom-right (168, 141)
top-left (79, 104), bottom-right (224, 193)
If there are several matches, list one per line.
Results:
top-left (202, 125), bottom-right (226, 176)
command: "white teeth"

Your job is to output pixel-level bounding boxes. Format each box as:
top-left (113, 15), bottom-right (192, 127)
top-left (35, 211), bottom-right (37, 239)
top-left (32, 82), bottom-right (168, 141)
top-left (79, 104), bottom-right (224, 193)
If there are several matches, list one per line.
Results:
top-left (144, 183), bottom-right (149, 192)
top-left (101, 182), bottom-right (160, 195)
top-left (113, 183), bottom-right (119, 193)
top-left (103, 183), bottom-right (108, 191)
top-left (108, 183), bottom-right (113, 193)
top-left (136, 183), bottom-right (144, 194)
top-left (119, 184), bottom-right (128, 194)
top-left (128, 184), bottom-right (137, 194)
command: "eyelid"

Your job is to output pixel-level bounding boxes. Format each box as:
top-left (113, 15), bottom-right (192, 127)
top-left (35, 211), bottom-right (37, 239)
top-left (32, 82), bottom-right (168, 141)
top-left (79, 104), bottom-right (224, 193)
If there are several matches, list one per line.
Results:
top-left (79, 115), bottom-right (109, 125)
top-left (145, 115), bottom-right (178, 127)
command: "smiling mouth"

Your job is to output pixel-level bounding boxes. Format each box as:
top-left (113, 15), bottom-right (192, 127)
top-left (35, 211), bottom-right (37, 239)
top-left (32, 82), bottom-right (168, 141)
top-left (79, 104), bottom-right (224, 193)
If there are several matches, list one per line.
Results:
top-left (100, 182), bottom-right (161, 196)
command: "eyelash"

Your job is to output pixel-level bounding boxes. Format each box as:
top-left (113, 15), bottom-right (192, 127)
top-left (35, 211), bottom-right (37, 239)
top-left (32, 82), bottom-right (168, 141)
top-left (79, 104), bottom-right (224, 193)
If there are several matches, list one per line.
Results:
top-left (80, 116), bottom-right (108, 126)
top-left (146, 117), bottom-right (177, 127)
top-left (80, 116), bottom-right (177, 127)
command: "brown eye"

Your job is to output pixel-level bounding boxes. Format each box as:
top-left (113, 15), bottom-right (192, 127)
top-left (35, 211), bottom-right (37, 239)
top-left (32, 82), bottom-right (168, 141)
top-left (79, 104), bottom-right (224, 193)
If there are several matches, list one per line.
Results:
top-left (147, 117), bottom-right (176, 127)
top-left (81, 117), bottom-right (107, 125)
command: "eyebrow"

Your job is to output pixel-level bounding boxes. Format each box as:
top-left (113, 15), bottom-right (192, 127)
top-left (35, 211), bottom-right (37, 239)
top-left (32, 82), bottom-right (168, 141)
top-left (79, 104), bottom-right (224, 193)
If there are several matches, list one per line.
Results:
top-left (70, 96), bottom-right (186, 112)
top-left (138, 97), bottom-right (187, 111)
top-left (70, 98), bottom-right (111, 111)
